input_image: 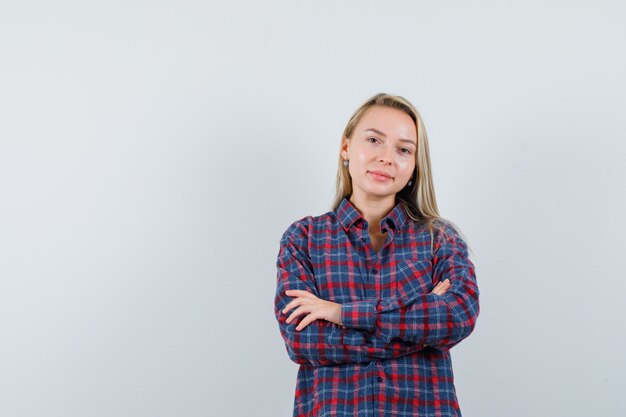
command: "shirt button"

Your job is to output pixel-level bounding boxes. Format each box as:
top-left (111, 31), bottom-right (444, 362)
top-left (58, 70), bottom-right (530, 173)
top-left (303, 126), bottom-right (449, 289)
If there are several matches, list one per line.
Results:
top-left (361, 237), bottom-right (366, 242)
top-left (371, 268), bottom-right (377, 274)
top-left (376, 376), bottom-right (383, 382)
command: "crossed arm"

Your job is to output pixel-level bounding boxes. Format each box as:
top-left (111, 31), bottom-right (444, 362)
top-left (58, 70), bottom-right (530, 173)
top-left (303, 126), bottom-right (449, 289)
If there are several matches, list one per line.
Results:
top-left (274, 222), bottom-right (479, 366)
top-left (282, 281), bottom-right (451, 330)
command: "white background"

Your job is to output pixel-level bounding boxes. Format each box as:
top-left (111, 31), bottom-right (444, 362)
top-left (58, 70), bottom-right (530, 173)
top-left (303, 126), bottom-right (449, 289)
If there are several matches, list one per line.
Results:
top-left (1, 1), bottom-right (625, 416)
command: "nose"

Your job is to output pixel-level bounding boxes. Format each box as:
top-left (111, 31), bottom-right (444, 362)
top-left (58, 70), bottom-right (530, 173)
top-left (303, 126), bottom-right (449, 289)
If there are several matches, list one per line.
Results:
top-left (378, 144), bottom-right (393, 165)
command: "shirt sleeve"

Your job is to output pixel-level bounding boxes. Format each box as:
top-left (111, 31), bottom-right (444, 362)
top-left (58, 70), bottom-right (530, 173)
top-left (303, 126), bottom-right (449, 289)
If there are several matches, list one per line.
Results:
top-left (340, 222), bottom-right (480, 352)
top-left (274, 222), bottom-right (426, 366)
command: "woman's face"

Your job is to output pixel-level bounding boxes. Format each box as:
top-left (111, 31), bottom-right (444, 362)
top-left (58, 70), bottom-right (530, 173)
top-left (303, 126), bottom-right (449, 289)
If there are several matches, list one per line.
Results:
top-left (342, 105), bottom-right (417, 202)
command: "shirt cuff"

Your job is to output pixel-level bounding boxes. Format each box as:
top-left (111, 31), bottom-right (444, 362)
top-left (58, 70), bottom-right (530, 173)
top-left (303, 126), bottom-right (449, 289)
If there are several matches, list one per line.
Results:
top-left (340, 300), bottom-right (377, 332)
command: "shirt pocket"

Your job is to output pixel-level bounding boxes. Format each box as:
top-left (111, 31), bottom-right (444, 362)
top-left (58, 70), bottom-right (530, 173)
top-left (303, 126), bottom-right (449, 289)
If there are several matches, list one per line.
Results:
top-left (394, 259), bottom-right (434, 300)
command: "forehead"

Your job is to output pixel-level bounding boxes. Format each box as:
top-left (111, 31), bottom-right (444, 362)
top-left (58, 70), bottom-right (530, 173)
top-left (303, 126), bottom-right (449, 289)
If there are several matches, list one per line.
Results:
top-left (355, 105), bottom-right (417, 142)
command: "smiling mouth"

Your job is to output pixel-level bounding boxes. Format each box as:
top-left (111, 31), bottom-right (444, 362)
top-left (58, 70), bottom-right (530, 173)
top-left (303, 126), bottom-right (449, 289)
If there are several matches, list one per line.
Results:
top-left (368, 171), bottom-right (393, 181)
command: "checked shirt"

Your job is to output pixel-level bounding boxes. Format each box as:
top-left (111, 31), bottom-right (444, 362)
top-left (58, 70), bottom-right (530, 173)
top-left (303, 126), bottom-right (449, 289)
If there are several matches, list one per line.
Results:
top-left (274, 197), bottom-right (480, 417)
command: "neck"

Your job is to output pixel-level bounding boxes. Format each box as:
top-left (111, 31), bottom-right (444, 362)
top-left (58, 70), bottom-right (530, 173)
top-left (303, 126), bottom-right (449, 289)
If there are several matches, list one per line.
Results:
top-left (349, 191), bottom-right (396, 234)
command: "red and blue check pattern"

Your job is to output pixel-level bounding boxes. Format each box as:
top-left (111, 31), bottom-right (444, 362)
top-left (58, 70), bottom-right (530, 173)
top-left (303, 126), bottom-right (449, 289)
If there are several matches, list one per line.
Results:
top-left (274, 197), bottom-right (480, 416)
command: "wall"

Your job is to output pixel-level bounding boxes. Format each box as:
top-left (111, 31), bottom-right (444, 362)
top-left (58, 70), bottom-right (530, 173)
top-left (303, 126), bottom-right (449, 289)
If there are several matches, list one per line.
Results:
top-left (1, 1), bottom-right (625, 416)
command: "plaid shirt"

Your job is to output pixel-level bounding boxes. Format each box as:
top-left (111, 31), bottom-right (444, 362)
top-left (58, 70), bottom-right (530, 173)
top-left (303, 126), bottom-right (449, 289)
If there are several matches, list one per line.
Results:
top-left (274, 197), bottom-right (480, 417)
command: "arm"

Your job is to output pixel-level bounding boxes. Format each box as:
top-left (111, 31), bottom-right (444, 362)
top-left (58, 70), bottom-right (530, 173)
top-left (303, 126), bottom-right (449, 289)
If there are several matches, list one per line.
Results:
top-left (274, 224), bottom-right (426, 366)
top-left (340, 223), bottom-right (480, 352)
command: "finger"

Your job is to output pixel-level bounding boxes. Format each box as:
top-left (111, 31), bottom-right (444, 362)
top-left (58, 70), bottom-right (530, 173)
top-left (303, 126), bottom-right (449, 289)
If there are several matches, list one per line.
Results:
top-left (282, 298), bottom-right (303, 314)
top-left (284, 294), bottom-right (317, 314)
top-left (432, 280), bottom-right (450, 295)
top-left (283, 290), bottom-right (316, 314)
top-left (286, 305), bottom-right (309, 324)
top-left (296, 312), bottom-right (318, 331)
top-left (285, 290), bottom-right (315, 298)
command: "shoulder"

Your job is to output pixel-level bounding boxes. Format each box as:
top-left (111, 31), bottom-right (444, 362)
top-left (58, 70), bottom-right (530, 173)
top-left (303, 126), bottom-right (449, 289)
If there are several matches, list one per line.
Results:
top-left (404, 217), bottom-right (461, 240)
top-left (280, 208), bottom-right (338, 244)
top-left (430, 218), bottom-right (470, 254)
top-left (431, 218), bottom-right (461, 239)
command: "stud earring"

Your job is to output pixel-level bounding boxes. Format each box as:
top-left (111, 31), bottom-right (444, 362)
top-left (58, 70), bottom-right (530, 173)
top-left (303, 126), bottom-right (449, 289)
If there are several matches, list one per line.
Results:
top-left (407, 179), bottom-right (413, 187)
top-left (343, 159), bottom-right (349, 167)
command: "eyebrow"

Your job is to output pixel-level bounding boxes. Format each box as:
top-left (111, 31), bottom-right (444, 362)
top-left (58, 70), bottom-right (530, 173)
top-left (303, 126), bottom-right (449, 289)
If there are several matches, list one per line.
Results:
top-left (364, 128), bottom-right (416, 146)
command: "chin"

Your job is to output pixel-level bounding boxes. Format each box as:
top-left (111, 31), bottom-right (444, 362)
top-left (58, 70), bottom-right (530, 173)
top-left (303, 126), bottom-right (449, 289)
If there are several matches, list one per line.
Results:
top-left (363, 187), bottom-right (401, 199)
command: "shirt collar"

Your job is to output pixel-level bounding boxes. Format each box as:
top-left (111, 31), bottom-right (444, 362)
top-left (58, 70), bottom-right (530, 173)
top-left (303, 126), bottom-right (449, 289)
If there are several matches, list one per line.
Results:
top-left (336, 197), bottom-right (409, 233)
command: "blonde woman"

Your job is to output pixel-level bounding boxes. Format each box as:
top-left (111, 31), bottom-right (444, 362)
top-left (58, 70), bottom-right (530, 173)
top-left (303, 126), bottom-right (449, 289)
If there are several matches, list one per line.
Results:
top-left (274, 93), bottom-right (480, 416)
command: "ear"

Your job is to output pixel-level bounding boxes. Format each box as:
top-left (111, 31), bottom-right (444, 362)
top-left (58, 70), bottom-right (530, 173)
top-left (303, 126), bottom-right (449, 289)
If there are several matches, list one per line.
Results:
top-left (341, 136), bottom-right (351, 159)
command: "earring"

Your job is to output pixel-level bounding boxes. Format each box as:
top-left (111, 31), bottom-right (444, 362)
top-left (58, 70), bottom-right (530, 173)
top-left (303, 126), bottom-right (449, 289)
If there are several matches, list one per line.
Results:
top-left (343, 159), bottom-right (349, 167)
top-left (407, 179), bottom-right (413, 187)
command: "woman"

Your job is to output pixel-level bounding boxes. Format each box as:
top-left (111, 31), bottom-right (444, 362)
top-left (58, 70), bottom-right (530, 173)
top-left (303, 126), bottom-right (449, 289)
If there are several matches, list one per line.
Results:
top-left (274, 93), bottom-right (480, 417)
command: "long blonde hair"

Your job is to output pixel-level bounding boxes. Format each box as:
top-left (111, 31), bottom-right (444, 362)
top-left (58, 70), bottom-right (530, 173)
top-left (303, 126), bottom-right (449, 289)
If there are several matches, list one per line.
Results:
top-left (332, 93), bottom-right (440, 230)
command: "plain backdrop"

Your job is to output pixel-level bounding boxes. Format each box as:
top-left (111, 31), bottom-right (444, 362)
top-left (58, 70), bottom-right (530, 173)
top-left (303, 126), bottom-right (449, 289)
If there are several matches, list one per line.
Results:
top-left (1, 1), bottom-right (625, 416)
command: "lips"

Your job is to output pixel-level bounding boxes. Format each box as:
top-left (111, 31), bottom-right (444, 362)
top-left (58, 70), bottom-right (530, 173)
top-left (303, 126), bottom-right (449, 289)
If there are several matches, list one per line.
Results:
top-left (368, 170), bottom-right (393, 180)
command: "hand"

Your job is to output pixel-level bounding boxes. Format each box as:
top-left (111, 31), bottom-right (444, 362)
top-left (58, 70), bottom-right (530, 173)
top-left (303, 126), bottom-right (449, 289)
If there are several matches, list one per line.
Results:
top-left (283, 290), bottom-right (342, 331)
top-left (431, 279), bottom-right (451, 295)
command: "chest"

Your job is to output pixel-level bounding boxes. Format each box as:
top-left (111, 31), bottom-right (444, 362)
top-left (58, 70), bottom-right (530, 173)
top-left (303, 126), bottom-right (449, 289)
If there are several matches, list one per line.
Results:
top-left (308, 231), bottom-right (434, 303)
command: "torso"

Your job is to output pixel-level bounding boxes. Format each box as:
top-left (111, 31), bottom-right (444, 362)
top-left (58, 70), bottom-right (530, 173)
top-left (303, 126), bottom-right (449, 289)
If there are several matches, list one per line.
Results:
top-left (277, 198), bottom-right (476, 417)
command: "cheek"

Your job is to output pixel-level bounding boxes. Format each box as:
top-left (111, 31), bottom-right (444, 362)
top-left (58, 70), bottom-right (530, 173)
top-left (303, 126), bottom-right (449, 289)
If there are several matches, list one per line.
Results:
top-left (397, 159), bottom-right (415, 177)
top-left (352, 150), bottom-right (372, 168)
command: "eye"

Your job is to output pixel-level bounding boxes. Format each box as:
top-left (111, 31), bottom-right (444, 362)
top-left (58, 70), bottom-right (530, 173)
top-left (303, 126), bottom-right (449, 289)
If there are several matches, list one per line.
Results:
top-left (366, 136), bottom-right (380, 144)
top-left (399, 147), bottom-right (413, 155)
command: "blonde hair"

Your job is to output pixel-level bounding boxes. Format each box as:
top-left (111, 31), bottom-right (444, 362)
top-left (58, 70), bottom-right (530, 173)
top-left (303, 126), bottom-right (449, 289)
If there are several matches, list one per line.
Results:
top-left (332, 93), bottom-right (441, 230)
